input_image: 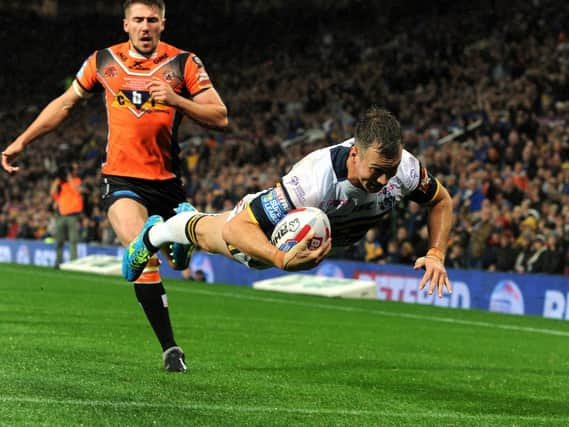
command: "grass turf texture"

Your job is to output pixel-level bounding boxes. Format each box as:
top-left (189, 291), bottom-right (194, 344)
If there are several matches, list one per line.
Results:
top-left (1, 264), bottom-right (568, 426)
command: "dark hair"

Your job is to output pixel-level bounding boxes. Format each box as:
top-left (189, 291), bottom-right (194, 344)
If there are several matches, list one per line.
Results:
top-left (56, 165), bottom-right (69, 181)
top-left (354, 106), bottom-right (402, 159)
top-left (123, 0), bottom-right (165, 16)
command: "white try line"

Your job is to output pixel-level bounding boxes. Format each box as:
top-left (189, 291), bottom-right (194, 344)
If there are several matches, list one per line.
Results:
top-left (0, 396), bottom-right (566, 422)
top-left (2, 265), bottom-right (569, 338)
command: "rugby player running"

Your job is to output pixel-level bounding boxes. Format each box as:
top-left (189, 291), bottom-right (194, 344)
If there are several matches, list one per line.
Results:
top-left (2, 0), bottom-right (228, 372)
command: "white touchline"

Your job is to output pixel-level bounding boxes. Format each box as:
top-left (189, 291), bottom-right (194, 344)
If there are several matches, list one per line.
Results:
top-left (0, 396), bottom-right (566, 421)
top-left (2, 265), bottom-right (569, 337)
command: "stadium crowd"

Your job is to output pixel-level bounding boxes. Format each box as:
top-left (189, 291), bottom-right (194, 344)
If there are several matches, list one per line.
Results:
top-left (1, 0), bottom-right (569, 275)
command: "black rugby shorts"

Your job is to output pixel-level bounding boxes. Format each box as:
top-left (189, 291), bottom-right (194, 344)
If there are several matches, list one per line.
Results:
top-left (101, 175), bottom-right (186, 219)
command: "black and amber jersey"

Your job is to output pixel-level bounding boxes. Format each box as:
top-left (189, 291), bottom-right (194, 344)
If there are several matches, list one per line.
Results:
top-left (75, 41), bottom-right (213, 180)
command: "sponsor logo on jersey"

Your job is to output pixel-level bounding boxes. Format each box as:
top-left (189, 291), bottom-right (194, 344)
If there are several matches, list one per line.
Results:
top-left (162, 71), bottom-right (178, 82)
top-left (274, 186), bottom-right (291, 211)
top-left (103, 66), bottom-right (118, 78)
top-left (409, 166), bottom-right (418, 181)
top-left (129, 60), bottom-right (151, 71)
top-left (112, 90), bottom-right (168, 111)
top-left (261, 189), bottom-right (288, 225)
top-left (284, 175), bottom-right (306, 203)
top-left (153, 52), bottom-right (168, 64)
top-left (418, 168), bottom-right (431, 193)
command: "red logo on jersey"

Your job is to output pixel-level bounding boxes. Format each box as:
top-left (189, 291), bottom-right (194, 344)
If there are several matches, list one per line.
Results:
top-left (418, 168), bottom-right (431, 193)
top-left (104, 66), bottom-right (118, 78)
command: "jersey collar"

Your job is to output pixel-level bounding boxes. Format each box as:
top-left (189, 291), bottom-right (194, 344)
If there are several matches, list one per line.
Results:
top-left (128, 41), bottom-right (160, 59)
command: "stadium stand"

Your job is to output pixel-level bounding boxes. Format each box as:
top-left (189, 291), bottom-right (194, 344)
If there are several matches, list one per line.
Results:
top-left (1, 0), bottom-right (569, 274)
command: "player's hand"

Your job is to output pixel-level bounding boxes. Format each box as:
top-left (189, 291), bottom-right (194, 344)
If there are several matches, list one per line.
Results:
top-left (1, 140), bottom-right (25, 174)
top-left (414, 255), bottom-right (452, 298)
top-left (282, 231), bottom-right (331, 271)
top-left (146, 78), bottom-right (178, 107)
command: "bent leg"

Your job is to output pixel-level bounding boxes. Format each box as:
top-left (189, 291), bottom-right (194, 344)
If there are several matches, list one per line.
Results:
top-left (107, 198), bottom-right (148, 245)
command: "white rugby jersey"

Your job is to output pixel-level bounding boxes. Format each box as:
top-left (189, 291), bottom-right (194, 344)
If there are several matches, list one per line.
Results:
top-left (248, 138), bottom-right (439, 246)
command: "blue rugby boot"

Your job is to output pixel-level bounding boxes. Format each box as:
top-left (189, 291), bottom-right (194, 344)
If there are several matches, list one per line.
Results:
top-left (170, 202), bottom-right (198, 270)
top-left (122, 215), bottom-right (163, 282)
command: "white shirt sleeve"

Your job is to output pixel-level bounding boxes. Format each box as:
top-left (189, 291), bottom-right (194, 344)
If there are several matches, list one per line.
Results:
top-left (396, 150), bottom-right (421, 196)
top-left (281, 148), bottom-right (335, 209)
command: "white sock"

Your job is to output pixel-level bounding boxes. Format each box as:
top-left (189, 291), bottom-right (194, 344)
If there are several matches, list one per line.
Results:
top-left (148, 212), bottom-right (195, 247)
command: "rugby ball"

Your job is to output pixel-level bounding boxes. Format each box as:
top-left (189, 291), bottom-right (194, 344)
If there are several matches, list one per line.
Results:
top-left (270, 207), bottom-right (331, 252)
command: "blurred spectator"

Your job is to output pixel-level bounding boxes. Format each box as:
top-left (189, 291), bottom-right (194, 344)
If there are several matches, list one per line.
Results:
top-left (15, 215), bottom-right (35, 239)
top-left (525, 234), bottom-right (549, 273)
top-left (404, 201), bottom-right (427, 241)
top-left (467, 203), bottom-right (493, 269)
top-left (80, 215), bottom-right (99, 243)
top-left (50, 164), bottom-right (84, 267)
top-left (395, 226), bottom-right (414, 257)
top-left (542, 233), bottom-right (565, 274)
top-left (500, 176), bottom-right (525, 207)
top-left (491, 230), bottom-right (519, 272)
top-left (514, 236), bottom-right (533, 274)
top-left (462, 177), bottom-right (485, 213)
top-left (0, 213), bottom-right (9, 238)
top-left (399, 241), bottom-right (415, 265)
top-left (412, 225), bottom-right (430, 261)
top-left (362, 228), bottom-right (384, 263)
top-left (446, 244), bottom-right (467, 269)
top-left (382, 240), bottom-right (400, 265)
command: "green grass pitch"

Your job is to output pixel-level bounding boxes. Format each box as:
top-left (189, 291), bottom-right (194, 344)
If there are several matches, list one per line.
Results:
top-left (1, 263), bottom-right (569, 426)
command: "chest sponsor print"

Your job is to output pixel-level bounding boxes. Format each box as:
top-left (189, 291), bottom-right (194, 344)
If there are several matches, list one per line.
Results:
top-left (112, 90), bottom-right (169, 113)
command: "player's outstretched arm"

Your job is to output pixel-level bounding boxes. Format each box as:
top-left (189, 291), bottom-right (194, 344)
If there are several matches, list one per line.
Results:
top-left (413, 183), bottom-right (453, 298)
top-left (2, 85), bottom-right (82, 174)
top-left (221, 210), bottom-right (330, 271)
